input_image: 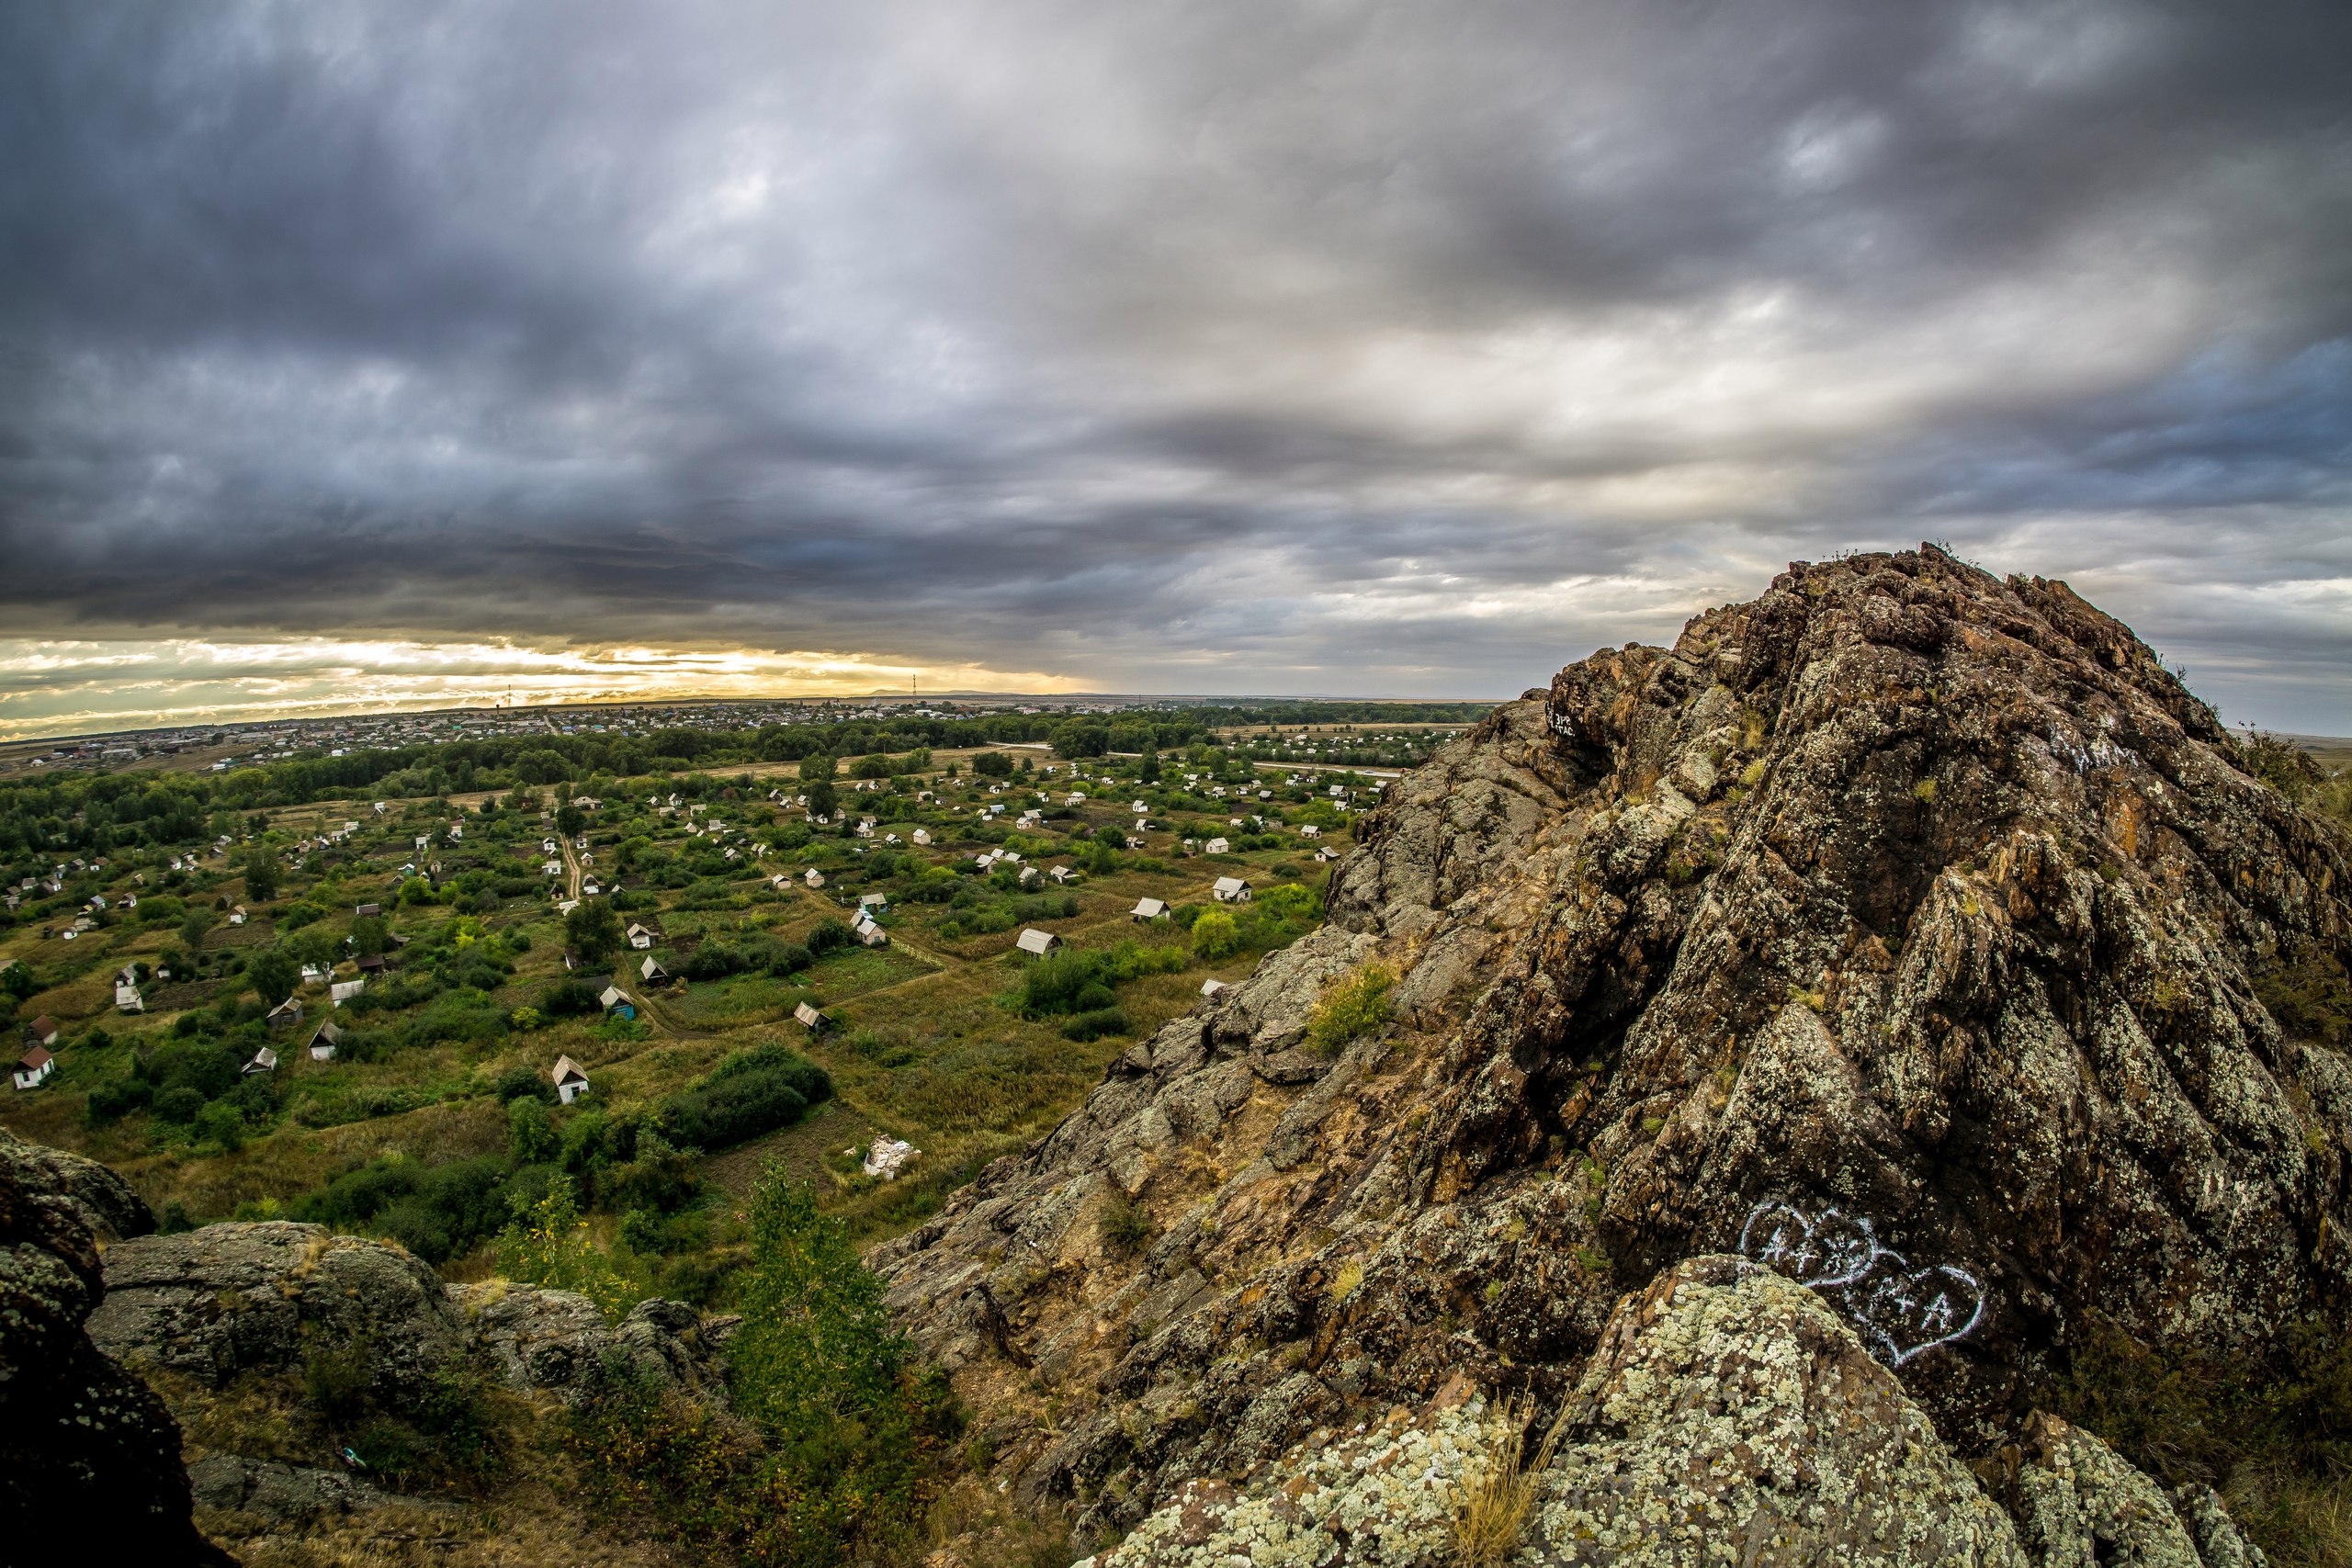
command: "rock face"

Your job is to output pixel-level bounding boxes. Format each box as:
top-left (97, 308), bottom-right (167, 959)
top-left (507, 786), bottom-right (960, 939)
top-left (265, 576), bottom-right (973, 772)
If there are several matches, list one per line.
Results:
top-left (89, 1219), bottom-right (469, 1396)
top-left (0, 1128), bottom-right (230, 1562)
top-left (877, 547), bottom-right (2349, 1551)
top-left (454, 1280), bottom-right (736, 1397)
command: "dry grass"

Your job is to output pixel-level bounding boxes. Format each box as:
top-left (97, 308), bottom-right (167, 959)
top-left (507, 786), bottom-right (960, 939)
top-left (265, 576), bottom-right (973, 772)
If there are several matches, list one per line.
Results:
top-left (1449, 1396), bottom-right (1568, 1568)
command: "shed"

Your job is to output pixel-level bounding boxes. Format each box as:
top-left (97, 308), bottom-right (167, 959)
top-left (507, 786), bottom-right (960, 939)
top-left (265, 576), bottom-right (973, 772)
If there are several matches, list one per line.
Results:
top-left (598, 986), bottom-right (635, 1021)
top-left (639, 954), bottom-right (671, 985)
top-left (243, 1045), bottom-right (278, 1077)
top-left (551, 1055), bottom-right (592, 1105)
top-left (1047, 865), bottom-right (1073, 884)
top-left (115, 982), bottom-right (144, 1013)
top-left (1212, 876), bottom-right (1252, 903)
top-left (805, 868), bottom-right (826, 887)
top-left (25, 1017), bottom-right (59, 1049)
top-left (1131, 897), bottom-right (1169, 921)
top-left (794, 1001), bottom-right (830, 1033)
top-left (1204, 838), bottom-right (1230, 855)
top-left (266, 995), bottom-right (303, 1030)
top-left (331, 978), bottom-right (367, 1003)
top-left (309, 1020), bottom-right (342, 1062)
top-left (627, 923), bottom-right (655, 950)
top-left (859, 892), bottom-right (888, 910)
top-left (1015, 928), bottom-right (1061, 957)
top-left (15, 1046), bottom-right (56, 1090)
top-left (355, 903), bottom-right (380, 918)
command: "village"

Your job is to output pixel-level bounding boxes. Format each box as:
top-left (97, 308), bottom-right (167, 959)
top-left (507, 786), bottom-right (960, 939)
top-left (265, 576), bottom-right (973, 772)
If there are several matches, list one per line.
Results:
top-left (0, 712), bottom-right (1428, 1278)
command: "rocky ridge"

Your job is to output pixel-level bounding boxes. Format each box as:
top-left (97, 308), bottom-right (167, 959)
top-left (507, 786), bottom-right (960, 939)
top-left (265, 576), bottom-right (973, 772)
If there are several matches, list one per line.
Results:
top-left (876, 547), bottom-right (2350, 1560)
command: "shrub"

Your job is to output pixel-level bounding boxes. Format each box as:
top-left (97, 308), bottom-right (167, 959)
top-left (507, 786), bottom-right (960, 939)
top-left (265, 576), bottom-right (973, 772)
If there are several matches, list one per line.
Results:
top-left (663, 1072), bottom-right (810, 1152)
top-left (540, 978), bottom-right (603, 1017)
top-left (1306, 963), bottom-right (1395, 1055)
top-left (495, 1182), bottom-right (649, 1323)
top-left (1060, 1006), bottom-right (1129, 1042)
top-left (1191, 908), bottom-right (1239, 960)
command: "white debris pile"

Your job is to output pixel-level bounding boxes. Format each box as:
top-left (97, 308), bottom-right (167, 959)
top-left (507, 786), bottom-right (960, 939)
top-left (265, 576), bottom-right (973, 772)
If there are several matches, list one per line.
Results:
top-left (862, 1136), bottom-right (919, 1180)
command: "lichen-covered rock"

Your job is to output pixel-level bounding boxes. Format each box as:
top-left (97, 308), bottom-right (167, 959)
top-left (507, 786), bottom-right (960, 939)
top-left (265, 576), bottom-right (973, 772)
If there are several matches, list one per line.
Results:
top-left (0, 1128), bottom-right (230, 1562)
top-left (2006, 1414), bottom-right (2267, 1568)
top-left (1082, 1260), bottom-right (2261, 1568)
top-left (87, 1220), bottom-right (465, 1395)
top-left (878, 548), bottom-right (2336, 1554)
top-left (1522, 1258), bottom-right (2026, 1566)
top-left (453, 1280), bottom-right (729, 1396)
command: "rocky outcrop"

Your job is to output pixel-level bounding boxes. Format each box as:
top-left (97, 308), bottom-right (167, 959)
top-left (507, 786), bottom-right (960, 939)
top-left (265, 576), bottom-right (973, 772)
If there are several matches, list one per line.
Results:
top-left (878, 547), bottom-right (2348, 1552)
top-left (454, 1280), bottom-right (735, 1397)
top-left (89, 1220), bottom-right (468, 1396)
top-left (1080, 1258), bottom-right (2267, 1567)
top-left (0, 1128), bottom-right (231, 1562)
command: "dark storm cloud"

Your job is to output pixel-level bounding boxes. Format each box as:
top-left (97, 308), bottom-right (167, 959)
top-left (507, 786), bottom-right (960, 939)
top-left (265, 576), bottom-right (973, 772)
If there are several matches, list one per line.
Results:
top-left (3, 0), bottom-right (2350, 726)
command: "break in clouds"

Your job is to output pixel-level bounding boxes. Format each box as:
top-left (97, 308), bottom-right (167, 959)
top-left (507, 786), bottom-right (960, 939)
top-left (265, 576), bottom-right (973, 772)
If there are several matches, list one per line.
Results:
top-left (2, 0), bottom-right (2349, 734)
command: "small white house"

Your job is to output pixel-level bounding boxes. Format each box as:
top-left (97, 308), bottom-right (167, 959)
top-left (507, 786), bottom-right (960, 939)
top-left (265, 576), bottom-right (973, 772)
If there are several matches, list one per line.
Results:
top-left (14, 1046), bottom-right (56, 1090)
top-left (309, 1020), bottom-right (342, 1061)
top-left (551, 1055), bottom-right (591, 1105)
top-left (1299, 824), bottom-right (1321, 838)
top-left (856, 922), bottom-right (889, 947)
top-left (331, 977), bottom-right (367, 1003)
top-left (1015, 928), bottom-right (1061, 957)
top-left (805, 868), bottom-right (826, 888)
top-left (115, 982), bottom-right (144, 1013)
top-left (228, 906), bottom-right (248, 926)
top-left (627, 922), bottom-right (655, 950)
top-left (1212, 876), bottom-right (1252, 903)
top-left (1131, 897), bottom-right (1169, 921)
top-left (859, 892), bottom-right (888, 911)
top-left (640, 954), bottom-right (671, 985)
top-left (1047, 864), bottom-right (1073, 884)
top-left (24, 1017), bottom-right (59, 1049)
top-left (243, 1045), bottom-right (278, 1077)
top-left (1204, 837), bottom-right (1230, 855)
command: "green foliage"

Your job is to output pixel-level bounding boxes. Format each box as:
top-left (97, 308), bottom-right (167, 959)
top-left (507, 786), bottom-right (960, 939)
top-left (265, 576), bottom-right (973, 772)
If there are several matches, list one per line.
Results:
top-left (507, 1097), bottom-right (560, 1163)
top-left (294, 1153), bottom-right (515, 1263)
top-left (1306, 963), bottom-right (1395, 1055)
top-left (495, 1182), bottom-right (649, 1323)
top-left (246, 943), bottom-right (299, 1005)
top-left (242, 846), bottom-right (280, 904)
top-left (2256, 951), bottom-right (2352, 1052)
top-left (971, 750), bottom-right (1015, 776)
top-left (567, 898), bottom-right (624, 966)
top-left (1191, 908), bottom-right (1239, 961)
top-left (2241, 730), bottom-right (2324, 803)
top-left (1100, 1190), bottom-right (1153, 1257)
top-left (1015, 940), bottom-right (1186, 1019)
top-left (540, 977), bottom-right (604, 1016)
top-left (662, 1046), bottom-right (831, 1152)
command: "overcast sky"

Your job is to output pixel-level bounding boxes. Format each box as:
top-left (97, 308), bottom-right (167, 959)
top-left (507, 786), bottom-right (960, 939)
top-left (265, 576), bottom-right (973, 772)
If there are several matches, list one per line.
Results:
top-left (3, 0), bottom-right (2349, 739)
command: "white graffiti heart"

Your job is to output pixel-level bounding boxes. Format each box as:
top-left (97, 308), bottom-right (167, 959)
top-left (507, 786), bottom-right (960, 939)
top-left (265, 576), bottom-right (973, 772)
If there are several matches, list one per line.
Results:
top-left (1736, 1201), bottom-right (1880, 1287)
top-left (1736, 1199), bottom-right (1986, 1367)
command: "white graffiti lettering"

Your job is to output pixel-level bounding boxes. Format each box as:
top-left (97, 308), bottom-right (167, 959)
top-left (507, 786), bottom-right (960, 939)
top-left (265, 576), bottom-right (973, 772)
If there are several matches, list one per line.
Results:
top-left (1736, 1199), bottom-right (1986, 1366)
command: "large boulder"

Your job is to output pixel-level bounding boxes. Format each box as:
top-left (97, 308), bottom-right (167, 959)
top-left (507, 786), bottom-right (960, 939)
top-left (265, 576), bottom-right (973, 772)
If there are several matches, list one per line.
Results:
top-left (88, 1220), bottom-right (466, 1396)
top-left (878, 548), bottom-right (2344, 1551)
top-left (452, 1280), bottom-right (735, 1397)
top-left (1081, 1259), bottom-right (2265, 1567)
top-left (0, 1128), bottom-right (230, 1562)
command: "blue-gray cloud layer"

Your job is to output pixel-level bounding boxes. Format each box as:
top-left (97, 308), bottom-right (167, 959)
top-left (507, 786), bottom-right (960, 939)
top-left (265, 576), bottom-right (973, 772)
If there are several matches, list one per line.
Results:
top-left (3, 0), bottom-right (2349, 725)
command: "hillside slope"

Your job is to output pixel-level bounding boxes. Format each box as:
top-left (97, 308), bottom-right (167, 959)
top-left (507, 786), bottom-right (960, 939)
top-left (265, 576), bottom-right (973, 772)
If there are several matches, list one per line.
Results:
top-left (876, 546), bottom-right (2352, 1558)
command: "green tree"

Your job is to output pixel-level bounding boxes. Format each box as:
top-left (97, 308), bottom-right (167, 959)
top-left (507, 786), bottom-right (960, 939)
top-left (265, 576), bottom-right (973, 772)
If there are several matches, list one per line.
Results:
top-left (242, 847), bottom-right (280, 904)
top-left (1192, 908), bottom-right (1239, 961)
top-left (507, 1096), bottom-right (559, 1163)
top-left (729, 1174), bottom-right (912, 1465)
top-left (179, 907), bottom-right (216, 954)
top-left (970, 750), bottom-right (1014, 777)
top-left (555, 803), bottom-right (586, 839)
top-left (799, 752), bottom-right (838, 784)
top-left (806, 780), bottom-right (839, 820)
top-left (247, 945), bottom-right (300, 1006)
top-left (566, 898), bottom-right (623, 968)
